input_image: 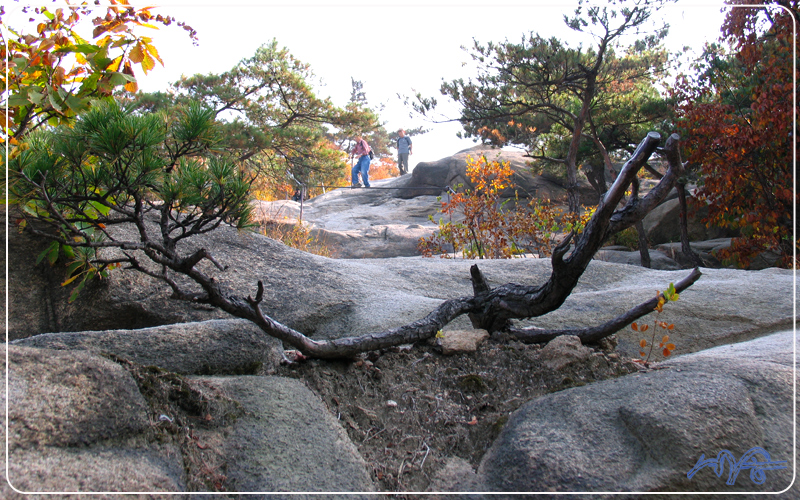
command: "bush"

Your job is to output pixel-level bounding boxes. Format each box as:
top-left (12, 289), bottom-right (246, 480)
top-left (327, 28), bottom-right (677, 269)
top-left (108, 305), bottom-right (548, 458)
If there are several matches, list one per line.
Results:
top-left (419, 155), bottom-right (593, 259)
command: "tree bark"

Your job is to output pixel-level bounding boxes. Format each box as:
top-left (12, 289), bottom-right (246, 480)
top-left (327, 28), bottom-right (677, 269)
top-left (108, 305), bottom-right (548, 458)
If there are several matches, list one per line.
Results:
top-left (636, 220), bottom-right (651, 268)
top-left (677, 181), bottom-right (704, 267)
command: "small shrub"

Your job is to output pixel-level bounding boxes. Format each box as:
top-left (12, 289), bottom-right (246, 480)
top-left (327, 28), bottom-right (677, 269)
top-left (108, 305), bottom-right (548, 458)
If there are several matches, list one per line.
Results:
top-left (632, 282), bottom-right (680, 367)
top-left (260, 219), bottom-right (331, 257)
top-left (419, 155), bottom-right (594, 259)
top-left (608, 226), bottom-right (640, 251)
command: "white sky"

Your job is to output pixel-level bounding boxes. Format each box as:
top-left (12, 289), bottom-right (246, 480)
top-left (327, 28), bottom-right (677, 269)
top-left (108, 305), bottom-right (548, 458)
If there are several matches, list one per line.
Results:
top-left (7, 1), bottom-right (730, 165)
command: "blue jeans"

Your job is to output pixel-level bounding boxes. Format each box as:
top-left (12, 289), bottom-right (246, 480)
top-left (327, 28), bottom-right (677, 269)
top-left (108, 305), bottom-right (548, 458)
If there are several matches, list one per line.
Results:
top-left (352, 155), bottom-right (371, 187)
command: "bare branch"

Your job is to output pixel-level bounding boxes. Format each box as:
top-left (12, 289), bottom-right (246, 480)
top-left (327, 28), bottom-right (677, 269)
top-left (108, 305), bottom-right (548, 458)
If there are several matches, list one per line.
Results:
top-left (506, 267), bottom-right (702, 344)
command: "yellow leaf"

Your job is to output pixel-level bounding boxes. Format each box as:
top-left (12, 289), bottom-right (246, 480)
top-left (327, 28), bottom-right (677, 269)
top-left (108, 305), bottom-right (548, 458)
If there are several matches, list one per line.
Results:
top-left (106, 55), bottom-right (122, 72)
top-left (140, 52), bottom-right (155, 73)
top-left (144, 42), bottom-right (164, 66)
top-left (129, 42), bottom-right (144, 64)
top-left (666, 343), bottom-right (676, 350)
top-left (61, 275), bottom-right (80, 286)
top-left (662, 335), bottom-right (669, 344)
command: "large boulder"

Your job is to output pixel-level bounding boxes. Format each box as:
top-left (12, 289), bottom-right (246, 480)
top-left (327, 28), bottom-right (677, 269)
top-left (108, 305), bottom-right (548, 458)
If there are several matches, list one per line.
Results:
top-left (194, 376), bottom-right (374, 495)
top-left (8, 211), bottom-right (793, 360)
top-left (2, 345), bottom-right (375, 496)
top-left (473, 330), bottom-right (797, 496)
top-left (12, 319), bottom-right (284, 375)
top-left (642, 197), bottom-right (737, 245)
top-left (4, 346), bottom-right (185, 496)
top-left (401, 145), bottom-right (598, 205)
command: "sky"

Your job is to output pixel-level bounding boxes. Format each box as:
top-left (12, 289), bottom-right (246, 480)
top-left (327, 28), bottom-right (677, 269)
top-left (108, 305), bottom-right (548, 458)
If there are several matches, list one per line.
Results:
top-left (9, 0), bottom-right (730, 165)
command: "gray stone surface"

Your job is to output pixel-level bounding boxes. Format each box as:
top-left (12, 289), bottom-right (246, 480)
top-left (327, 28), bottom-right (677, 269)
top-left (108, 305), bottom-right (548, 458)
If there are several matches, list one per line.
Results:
top-left (593, 247), bottom-right (682, 270)
top-left (539, 335), bottom-right (593, 371)
top-left (7, 346), bottom-right (150, 448)
top-left (3, 346), bottom-right (185, 496)
top-left (9, 212), bottom-right (794, 360)
top-left (2, 345), bottom-right (375, 496)
top-left (13, 319), bottom-right (284, 375)
top-left (642, 197), bottom-right (736, 245)
top-left (475, 330), bottom-right (797, 497)
top-left (195, 375), bottom-right (374, 496)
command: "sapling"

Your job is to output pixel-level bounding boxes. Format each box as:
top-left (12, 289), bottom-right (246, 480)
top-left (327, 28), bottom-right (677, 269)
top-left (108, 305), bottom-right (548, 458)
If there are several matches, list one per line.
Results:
top-left (632, 282), bottom-right (680, 367)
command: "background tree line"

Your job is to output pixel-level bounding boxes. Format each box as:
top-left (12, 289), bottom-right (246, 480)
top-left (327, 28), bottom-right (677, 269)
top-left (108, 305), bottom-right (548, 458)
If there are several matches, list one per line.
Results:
top-left (412, 0), bottom-right (796, 268)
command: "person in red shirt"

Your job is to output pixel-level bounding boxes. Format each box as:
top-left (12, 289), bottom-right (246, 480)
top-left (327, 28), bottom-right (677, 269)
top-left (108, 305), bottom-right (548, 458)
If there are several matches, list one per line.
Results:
top-left (350, 135), bottom-right (372, 188)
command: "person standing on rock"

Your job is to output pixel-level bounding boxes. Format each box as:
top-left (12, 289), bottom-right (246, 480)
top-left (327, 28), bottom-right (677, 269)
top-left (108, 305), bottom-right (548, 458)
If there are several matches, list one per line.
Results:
top-left (396, 129), bottom-right (413, 176)
top-left (351, 135), bottom-right (372, 188)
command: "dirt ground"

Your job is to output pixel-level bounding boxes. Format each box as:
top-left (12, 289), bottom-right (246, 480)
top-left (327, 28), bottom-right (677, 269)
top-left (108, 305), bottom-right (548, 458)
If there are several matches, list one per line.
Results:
top-left (276, 335), bottom-right (640, 493)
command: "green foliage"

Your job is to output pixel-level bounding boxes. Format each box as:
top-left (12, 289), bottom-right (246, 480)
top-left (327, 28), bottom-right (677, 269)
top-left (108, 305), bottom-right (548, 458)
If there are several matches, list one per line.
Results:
top-left (129, 41), bottom-right (384, 200)
top-left (9, 100), bottom-right (254, 299)
top-left (412, 0), bottom-right (672, 211)
top-left (608, 226), bottom-right (640, 250)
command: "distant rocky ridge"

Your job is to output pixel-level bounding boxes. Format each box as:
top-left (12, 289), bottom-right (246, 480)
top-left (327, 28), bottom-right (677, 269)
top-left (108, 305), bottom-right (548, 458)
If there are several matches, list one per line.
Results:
top-left (253, 145), bottom-right (741, 267)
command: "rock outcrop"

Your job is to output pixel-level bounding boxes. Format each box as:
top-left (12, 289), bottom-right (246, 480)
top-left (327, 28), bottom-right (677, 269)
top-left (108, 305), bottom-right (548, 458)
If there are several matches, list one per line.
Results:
top-left (13, 319), bottom-right (284, 375)
top-left (8, 214), bottom-right (793, 359)
top-left (2, 345), bottom-right (374, 498)
top-left (471, 330), bottom-right (797, 497)
top-left (399, 145), bottom-right (598, 205)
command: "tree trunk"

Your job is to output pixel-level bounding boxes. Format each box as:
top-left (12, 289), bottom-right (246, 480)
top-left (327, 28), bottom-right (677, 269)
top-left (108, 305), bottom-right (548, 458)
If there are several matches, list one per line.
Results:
top-left (677, 181), bottom-right (704, 267)
top-left (636, 220), bottom-right (651, 268)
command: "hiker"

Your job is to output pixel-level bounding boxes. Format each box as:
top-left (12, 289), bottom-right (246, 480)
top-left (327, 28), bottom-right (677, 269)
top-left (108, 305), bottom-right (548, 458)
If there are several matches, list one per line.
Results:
top-left (396, 129), bottom-right (413, 175)
top-left (292, 189), bottom-right (302, 202)
top-left (351, 135), bottom-right (372, 188)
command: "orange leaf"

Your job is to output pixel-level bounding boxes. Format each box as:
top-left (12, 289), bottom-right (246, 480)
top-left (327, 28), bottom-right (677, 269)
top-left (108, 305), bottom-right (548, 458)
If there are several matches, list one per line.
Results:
top-left (662, 335), bottom-right (669, 344)
top-left (666, 343), bottom-right (676, 350)
top-left (632, 322), bottom-right (639, 331)
top-left (640, 339), bottom-right (647, 348)
top-left (641, 324), bottom-right (649, 332)
top-left (663, 348), bottom-right (671, 357)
